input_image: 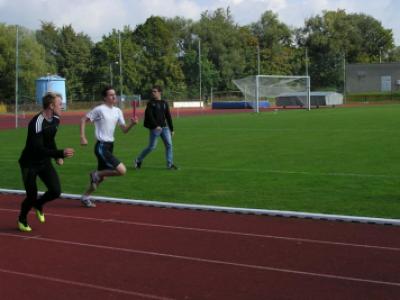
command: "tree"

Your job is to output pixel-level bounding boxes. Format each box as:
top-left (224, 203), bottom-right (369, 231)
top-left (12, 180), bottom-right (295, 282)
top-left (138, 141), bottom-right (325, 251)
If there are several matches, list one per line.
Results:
top-left (252, 11), bottom-right (291, 48)
top-left (36, 21), bottom-right (58, 73)
top-left (250, 11), bottom-right (297, 75)
top-left (296, 10), bottom-right (394, 90)
top-left (191, 8), bottom-right (248, 93)
top-left (36, 23), bottom-right (94, 100)
top-left (350, 13), bottom-right (393, 63)
top-left (57, 25), bottom-right (93, 100)
top-left (133, 16), bottom-right (186, 98)
top-left (388, 46), bottom-right (400, 62)
top-left (0, 24), bottom-right (47, 102)
top-left (90, 27), bottom-right (145, 99)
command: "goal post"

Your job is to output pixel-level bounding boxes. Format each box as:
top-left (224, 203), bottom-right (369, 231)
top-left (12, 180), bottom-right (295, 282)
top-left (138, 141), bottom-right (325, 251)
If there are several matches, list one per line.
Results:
top-left (233, 75), bottom-right (311, 112)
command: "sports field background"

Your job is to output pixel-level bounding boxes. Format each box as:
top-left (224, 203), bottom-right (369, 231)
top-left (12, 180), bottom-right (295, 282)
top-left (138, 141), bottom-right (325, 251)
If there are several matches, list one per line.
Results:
top-left (0, 105), bottom-right (399, 219)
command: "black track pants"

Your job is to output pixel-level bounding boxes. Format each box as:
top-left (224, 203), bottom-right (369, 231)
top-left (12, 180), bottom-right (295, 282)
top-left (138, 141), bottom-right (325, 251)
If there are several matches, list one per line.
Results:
top-left (19, 162), bottom-right (61, 221)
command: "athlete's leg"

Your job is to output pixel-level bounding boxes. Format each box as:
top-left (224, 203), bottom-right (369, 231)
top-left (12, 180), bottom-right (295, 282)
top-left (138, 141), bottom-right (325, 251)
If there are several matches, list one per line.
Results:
top-left (160, 127), bottom-right (173, 167)
top-left (19, 166), bottom-right (38, 223)
top-left (82, 142), bottom-right (125, 203)
top-left (35, 162), bottom-right (61, 209)
top-left (136, 129), bottom-right (160, 163)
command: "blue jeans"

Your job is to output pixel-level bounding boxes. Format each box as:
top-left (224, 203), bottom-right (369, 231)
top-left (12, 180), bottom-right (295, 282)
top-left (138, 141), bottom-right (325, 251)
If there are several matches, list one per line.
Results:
top-left (137, 127), bottom-right (173, 167)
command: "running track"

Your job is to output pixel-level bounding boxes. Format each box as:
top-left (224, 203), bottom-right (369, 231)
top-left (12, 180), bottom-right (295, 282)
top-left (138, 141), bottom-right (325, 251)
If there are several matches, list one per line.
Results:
top-left (0, 194), bottom-right (399, 299)
top-left (0, 107), bottom-right (253, 130)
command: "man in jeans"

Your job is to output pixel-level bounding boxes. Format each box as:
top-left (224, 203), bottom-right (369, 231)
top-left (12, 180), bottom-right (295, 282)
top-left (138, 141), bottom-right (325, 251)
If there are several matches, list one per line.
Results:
top-left (134, 85), bottom-right (178, 170)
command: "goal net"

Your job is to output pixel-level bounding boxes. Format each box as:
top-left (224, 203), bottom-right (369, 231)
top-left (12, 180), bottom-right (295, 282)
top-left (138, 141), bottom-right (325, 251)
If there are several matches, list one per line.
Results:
top-left (232, 75), bottom-right (310, 112)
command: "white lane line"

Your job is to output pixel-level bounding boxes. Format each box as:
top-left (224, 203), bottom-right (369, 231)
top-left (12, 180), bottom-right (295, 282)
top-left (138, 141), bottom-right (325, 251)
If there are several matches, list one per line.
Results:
top-left (0, 268), bottom-right (174, 300)
top-left (0, 208), bottom-right (399, 252)
top-left (0, 232), bottom-right (399, 288)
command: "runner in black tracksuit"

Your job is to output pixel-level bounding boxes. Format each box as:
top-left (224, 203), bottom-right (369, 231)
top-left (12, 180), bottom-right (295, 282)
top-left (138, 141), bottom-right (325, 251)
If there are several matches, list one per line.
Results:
top-left (17, 92), bottom-right (74, 232)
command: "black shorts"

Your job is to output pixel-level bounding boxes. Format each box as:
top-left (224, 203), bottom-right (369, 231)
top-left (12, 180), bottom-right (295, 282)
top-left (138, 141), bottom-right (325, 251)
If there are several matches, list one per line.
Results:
top-left (94, 141), bottom-right (121, 171)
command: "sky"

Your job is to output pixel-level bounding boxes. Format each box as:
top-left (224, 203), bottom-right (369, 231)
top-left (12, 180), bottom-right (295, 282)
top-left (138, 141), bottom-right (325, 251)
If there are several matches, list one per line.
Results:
top-left (0, 0), bottom-right (399, 44)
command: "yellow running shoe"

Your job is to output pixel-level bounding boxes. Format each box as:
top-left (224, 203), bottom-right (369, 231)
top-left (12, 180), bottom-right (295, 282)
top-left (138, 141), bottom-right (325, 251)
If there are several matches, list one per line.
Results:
top-left (35, 209), bottom-right (45, 223)
top-left (18, 221), bottom-right (32, 232)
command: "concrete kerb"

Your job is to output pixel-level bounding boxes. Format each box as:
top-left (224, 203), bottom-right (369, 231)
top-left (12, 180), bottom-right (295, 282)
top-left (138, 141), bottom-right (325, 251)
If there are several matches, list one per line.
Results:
top-left (1, 188), bottom-right (399, 226)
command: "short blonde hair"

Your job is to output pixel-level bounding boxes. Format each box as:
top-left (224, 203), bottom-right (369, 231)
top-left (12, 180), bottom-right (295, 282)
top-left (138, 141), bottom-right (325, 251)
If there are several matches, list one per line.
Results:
top-left (42, 92), bottom-right (62, 109)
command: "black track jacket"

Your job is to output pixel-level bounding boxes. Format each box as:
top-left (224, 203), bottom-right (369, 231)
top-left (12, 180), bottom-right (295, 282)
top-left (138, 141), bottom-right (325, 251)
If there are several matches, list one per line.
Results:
top-left (19, 113), bottom-right (65, 167)
top-left (143, 100), bottom-right (174, 131)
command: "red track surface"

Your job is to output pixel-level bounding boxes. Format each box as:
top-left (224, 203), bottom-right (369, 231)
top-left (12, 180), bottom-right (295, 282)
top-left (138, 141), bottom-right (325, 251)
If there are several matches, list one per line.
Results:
top-left (0, 108), bottom-right (254, 130)
top-left (1, 103), bottom-right (396, 130)
top-left (0, 194), bottom-right (399, 299)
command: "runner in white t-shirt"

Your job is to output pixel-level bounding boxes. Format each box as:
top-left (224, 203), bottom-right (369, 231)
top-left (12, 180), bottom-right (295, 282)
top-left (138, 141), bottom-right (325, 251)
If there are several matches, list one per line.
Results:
top-left (79, 86), bottom-right (139, 207)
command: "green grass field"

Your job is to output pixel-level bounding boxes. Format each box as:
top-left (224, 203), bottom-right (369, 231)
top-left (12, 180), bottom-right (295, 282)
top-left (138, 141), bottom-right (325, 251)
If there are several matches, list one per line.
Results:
top-left (1, 105), bottom-right (400, 219)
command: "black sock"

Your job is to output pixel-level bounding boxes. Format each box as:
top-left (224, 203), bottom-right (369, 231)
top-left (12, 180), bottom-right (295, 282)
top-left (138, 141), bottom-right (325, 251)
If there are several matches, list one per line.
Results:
top-left (33, 203), bottom-right (43, 212)
top-left (18, 217), bottom-right (28, 226)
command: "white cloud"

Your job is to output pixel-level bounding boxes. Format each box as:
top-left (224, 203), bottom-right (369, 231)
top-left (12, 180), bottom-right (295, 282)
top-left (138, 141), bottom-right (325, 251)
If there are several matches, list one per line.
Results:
top-left (226, 0), bottom-right (287, 10)
top-left (133, 0), bottom-right (200, 19)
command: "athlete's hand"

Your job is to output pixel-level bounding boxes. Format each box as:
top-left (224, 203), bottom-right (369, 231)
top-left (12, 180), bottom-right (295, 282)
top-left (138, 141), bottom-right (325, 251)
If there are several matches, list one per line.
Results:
top-left (56, 158), bottom-right (64, 165)
top-left (130, 116), bottom-right (139, 125)
top-left (64, 148), bottom-right (74, 158)
top-left (80, 136), bottom-right (88, 146)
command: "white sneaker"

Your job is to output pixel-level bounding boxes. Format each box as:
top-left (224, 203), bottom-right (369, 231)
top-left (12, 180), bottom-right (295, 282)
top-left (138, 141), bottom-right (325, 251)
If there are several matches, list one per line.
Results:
top-left (81, 196), bottom-right (96, 208)
top-left (134, 159), bottom-right (142, 169)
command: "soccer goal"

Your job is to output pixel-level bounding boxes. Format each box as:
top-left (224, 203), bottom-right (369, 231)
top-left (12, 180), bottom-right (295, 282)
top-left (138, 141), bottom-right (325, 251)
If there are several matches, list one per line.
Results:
top-left (233, 75), bottom-right (311, 112)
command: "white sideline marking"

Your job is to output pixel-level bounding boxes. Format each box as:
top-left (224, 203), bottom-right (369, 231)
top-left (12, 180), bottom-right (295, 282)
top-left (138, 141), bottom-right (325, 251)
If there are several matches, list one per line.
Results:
top-left (1, 188), bottom-right (400, 226)
top-left (189, 166), bottom-right (400, 179)
top-left (0, 267), bottom-right (173, 300)
top-left (0, 159), bottom-right (397, 178)
top-left (190, 127), bottom-right (399, 133)
top-left (0, 208), bottom-right (399, 252)
top-left (1, 232), bottom-right (400, 288)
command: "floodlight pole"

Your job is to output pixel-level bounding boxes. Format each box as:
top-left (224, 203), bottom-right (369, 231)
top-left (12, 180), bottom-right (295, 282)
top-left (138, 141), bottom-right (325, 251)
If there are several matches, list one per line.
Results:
top-left (305, 48), bottom-right (311, 111)
top-left (109, 61), bottom-right (118, 86)
top-left (307, 76), bottom-right (311, 111)
top-left (198, 38), bottom-right (201, 102)
top-left (257, 45), bottom-right (260, 75)
top-left (15, 25), bottom-right (19, 129)
top-left (256, 75), bottom-right (260, 113)
top-left (305, 47), bottom-right (309, 77)
top-left (343, 53), bottom-right (346, 104)
top-left (118, 31), bottom-right (123, 105)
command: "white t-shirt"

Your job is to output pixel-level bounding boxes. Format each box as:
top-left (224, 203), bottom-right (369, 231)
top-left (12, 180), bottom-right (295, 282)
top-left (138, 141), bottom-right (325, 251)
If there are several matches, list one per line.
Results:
top-left (86, 104), bottom-right (126, 142)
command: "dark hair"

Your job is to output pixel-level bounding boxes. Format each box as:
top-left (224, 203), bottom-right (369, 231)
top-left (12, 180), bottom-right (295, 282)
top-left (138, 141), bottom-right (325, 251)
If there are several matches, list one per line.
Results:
top-left (152, 85), bottom-right (162, 93)
top-left (42, 92), bottom-right (61, 109)
top-left (102, 86), bottom-right (115, 98)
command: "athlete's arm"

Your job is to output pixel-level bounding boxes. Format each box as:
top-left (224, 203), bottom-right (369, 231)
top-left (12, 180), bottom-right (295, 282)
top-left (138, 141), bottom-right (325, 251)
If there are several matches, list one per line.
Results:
top-left (80, 116), bottom-right (90, 145)
top-left (120, 116), bottom-right (139, 133)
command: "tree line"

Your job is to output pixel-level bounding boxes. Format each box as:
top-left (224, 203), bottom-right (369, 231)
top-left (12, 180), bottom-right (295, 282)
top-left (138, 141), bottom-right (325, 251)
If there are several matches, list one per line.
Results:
top-left (0, 8), bottom-right (398, 103)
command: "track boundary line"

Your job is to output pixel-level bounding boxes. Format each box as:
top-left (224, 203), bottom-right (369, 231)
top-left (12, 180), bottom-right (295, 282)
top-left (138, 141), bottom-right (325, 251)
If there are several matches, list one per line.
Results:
top-left (0, 161), bottom-right (398, 178)
top-left (1, 232), bottom-right (400, 288)
top-left (1, 188), bottom-right (399, 226)
top-left (0, 267), bottom-right (174, 300)
top-left (0, 208), bottom-right (399, 252)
